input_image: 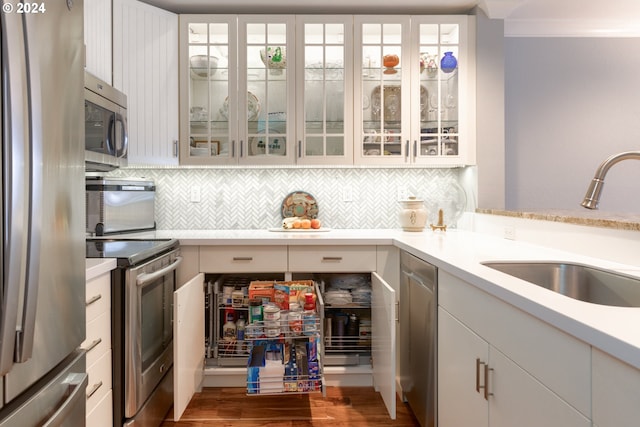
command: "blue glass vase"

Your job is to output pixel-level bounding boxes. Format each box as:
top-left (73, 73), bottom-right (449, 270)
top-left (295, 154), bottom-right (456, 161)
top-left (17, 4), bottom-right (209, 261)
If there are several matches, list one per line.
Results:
top-left (440, 51), bottom-right (457, 73)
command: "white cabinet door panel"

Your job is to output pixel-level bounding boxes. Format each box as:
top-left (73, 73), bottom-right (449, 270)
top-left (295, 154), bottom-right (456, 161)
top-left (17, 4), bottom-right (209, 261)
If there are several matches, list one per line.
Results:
top-left (113, 0), bottom-right (179, 165)
top-left (174, 273), bottom-right (205, 421)
top-left (490, 348), bottom-right (590, 427)
top-left (592, 348), bottom-right (640, 427)
top-left (371, 272), bottom-right (396, 419)
top-left (438, 308), bottom-right (488, 427)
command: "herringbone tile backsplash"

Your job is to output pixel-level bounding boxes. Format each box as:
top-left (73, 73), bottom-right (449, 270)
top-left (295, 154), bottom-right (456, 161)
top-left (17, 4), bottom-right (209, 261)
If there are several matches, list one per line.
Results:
top-left (111, 167), bottom-right (471, 230)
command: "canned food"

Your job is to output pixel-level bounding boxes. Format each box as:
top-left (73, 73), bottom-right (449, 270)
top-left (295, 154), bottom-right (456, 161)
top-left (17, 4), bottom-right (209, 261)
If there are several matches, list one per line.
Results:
top-left (288, 311), bottom-right (303, 334)
top-left (265, 321), bottom-right (280, 337)
top-left (263, 304), bottom-right (281, 321)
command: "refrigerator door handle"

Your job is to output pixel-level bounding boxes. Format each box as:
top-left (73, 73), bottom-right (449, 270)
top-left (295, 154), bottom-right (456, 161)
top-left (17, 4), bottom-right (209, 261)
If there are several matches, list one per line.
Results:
top-left (15, 12), bottom-right (45, 364)
top-left (42, 372), bottom-right (89, 427)
top-left (0, 5), bottom-right (30, 374)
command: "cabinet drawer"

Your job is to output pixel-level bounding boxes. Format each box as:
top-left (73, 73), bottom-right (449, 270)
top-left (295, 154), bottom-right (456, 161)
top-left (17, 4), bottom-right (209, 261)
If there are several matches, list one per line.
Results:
top-left (85, 273), bottom-right (111, 323)
top-left (86, 349), bottom-right (112, 414)
top-left (200, 246), bottom-right (287, 273)
top-left (87, 389), bottom-right (113, 427)
top-left (83, 311), bottom-right (111, 367)
top-left (289, 246), bottom-right (376, 272)
top-left (439, 270), bottom-right (591, 418)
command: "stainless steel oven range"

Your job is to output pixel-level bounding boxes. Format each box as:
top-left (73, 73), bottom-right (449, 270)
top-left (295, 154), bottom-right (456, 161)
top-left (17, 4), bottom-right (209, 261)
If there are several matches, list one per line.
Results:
top-left (86, 238), bottom-right (181, 427)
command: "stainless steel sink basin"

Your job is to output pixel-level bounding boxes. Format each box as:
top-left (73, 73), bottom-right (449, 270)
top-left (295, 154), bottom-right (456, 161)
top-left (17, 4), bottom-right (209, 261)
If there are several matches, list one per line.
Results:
top-left (482, 261), bottom-right (640, 307)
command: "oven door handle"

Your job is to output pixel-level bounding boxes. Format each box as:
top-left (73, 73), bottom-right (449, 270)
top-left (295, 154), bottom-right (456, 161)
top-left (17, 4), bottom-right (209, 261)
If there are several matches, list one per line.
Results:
top-left (136, 256), bottom-right (183, 287)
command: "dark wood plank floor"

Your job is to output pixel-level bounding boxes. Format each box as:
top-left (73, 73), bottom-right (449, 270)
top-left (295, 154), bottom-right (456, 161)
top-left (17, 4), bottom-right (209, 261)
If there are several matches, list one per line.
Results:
top-left (162, 387), bottom-right (420, 427)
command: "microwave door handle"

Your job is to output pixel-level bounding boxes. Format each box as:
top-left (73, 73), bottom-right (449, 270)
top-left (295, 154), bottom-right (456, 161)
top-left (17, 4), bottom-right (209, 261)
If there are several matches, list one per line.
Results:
top-left (136, 256), bottom-right (183, 287)
top-left (16, 12), bottom-right (44, 364)
top-left (106, 115), bottom-right (115, 155)
top-left (0, 7), bottom-right (28, 374)
top-left (115, 113), bottom-right (128, 159)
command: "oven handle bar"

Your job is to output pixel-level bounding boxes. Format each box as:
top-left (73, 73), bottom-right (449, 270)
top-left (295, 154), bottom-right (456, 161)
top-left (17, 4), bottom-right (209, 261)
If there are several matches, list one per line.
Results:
top-left (136, 256), bottom-right (183, 287)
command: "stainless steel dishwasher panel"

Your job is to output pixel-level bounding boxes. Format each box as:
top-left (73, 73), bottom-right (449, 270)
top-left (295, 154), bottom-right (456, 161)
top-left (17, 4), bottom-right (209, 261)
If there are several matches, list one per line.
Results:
top-left (400, 251), bottom-right (437, 427)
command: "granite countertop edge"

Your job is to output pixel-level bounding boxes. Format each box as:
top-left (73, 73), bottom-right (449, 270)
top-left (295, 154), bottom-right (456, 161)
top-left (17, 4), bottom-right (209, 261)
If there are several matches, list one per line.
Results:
top-left (476, 209), bottom-right (640, 232)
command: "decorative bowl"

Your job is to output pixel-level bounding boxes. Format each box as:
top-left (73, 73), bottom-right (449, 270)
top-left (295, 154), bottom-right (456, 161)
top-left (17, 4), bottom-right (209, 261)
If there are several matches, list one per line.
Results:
top-left (190, 55), bottom-right (218, 78)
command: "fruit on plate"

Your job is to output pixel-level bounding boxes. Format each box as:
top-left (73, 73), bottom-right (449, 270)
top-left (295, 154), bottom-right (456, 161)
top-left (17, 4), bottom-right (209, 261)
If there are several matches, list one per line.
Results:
top-left (282, 216), bottom-right (321, 230)
top-left (282, 216), bottom-right (300, 229)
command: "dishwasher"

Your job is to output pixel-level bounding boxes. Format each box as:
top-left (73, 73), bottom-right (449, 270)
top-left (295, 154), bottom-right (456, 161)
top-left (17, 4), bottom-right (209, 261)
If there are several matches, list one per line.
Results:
top-left (400, 251), bottom-right (437, 427)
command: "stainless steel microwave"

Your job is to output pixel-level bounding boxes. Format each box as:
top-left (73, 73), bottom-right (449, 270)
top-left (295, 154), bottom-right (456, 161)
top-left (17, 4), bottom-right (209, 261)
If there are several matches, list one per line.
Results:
top-left (84, 71), bottom-right (128, 171)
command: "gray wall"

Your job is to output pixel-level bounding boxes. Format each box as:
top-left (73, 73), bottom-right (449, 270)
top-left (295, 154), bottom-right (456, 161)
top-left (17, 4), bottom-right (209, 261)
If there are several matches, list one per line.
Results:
top-left (474, 9), bottom-right (505, 210)
top-left (505, 37), bottom-right (640, 212)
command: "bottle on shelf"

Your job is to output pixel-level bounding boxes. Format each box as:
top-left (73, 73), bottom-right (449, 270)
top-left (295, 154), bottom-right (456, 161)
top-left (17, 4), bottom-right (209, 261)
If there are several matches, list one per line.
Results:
top-left (303, 292), bottom-right (316, 311)
top-left (222, 312), bottom-right (237, 341)
top-left (236, 315), bottom-right (246, 354)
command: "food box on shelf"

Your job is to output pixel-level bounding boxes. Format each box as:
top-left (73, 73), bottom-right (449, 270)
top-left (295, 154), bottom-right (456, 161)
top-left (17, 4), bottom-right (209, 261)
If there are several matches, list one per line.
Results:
top-left (248, 281), bottom-right (275, 303)
top-left (250, 280), bottom-right (315, 310)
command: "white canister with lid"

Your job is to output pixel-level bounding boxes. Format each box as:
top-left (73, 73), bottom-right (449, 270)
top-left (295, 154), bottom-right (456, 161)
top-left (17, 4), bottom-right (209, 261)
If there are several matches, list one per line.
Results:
top-left (399, 196), bottom-right (427, 231)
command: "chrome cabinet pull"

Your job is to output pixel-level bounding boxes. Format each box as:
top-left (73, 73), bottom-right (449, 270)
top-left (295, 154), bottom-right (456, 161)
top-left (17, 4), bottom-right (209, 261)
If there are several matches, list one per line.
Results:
top-left (85, 294), bottom-right (102, 306)
top-left (86, 380), bottom-right (103, 399)
top-left (484, 364), bottom-right (494, 400)
top-left (82, 338), bottom-right (102, 353)
top-left (475, 358), bottom-right (493, 400)
top-left (232, 257), bottom-right (253, 261)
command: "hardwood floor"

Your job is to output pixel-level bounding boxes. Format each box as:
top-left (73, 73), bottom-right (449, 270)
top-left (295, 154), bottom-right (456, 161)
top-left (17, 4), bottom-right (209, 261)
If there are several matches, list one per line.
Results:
top-left (162, 387), bottom-right (420, 426)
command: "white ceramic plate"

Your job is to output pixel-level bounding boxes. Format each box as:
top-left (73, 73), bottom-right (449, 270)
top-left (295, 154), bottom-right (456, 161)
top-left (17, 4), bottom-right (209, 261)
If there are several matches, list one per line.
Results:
top-left (267, 227), bottom-right (331, 232)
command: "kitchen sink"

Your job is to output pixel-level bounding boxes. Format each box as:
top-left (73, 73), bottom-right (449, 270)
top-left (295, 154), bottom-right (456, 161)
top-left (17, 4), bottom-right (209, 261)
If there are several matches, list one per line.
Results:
top-left (481, 261), bottom-right (640, 307)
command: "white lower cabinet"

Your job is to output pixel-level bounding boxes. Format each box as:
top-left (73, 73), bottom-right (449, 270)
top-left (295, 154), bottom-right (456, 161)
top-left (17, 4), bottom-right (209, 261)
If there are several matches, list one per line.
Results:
top-left (83, 269), bottom-right (113, 427)
top-left (592, 348), bottom-right (640, 427)
top-left (176, 245), bottom-right (396, 420)
top-left (86, 389), bottom-right (113, 427)
top-left (438, 270), bottom-right (591, 427)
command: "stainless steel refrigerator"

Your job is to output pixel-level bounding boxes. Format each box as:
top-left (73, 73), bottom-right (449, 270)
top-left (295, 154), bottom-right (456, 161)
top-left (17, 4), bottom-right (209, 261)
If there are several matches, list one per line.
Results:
top-left (0, 0), bottom-right (87, 425)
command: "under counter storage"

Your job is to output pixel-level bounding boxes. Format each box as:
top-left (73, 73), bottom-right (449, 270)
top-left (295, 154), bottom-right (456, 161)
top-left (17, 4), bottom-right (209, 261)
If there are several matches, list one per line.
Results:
top-left (83, 260), bottom-right (115, 427)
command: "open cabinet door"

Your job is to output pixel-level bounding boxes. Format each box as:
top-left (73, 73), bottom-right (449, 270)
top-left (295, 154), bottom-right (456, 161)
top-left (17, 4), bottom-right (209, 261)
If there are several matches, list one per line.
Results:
top-left (173, 273), bottom-right (205, 421)
top-left (372, 272), bottom-right (396, 419)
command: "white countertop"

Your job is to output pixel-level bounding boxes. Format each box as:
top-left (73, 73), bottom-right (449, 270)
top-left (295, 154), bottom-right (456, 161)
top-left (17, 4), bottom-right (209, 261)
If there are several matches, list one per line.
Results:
top-left (86, 258), bottom-right (117, 281)
top-left (145, 228), bottom-right (640, 370)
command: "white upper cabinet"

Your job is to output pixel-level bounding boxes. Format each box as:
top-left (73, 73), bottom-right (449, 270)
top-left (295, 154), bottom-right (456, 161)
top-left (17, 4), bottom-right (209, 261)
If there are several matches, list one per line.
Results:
top-left (238, 15), bottom-right (296, 165)
top-left (84, 0), bottom-right (112, 84)
top-left (354, 15), bottom-right (475, 166)
top-left (295, 16), bottom-right (354, 165)
top-left (354, 16), bottom-right (411, 165)
top-left (180, 15), bottom-right (239, 165)
top-left (179, 14), bottom-right (475, 166)
top-left (113, 0), bottom-right (179, 165)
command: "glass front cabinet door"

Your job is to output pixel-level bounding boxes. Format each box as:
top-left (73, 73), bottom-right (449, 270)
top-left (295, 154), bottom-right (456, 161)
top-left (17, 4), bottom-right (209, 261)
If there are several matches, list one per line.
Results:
top-left (238, 16), bottom-right (296, 165)
top-left (354, 15), bottom-right (474, 166)
top-left (295, 16), bottom-right (354, 165)
top-left (410, 16), bottom-right (474, 166)
top-left (180, 15), bottom-right (238, 165)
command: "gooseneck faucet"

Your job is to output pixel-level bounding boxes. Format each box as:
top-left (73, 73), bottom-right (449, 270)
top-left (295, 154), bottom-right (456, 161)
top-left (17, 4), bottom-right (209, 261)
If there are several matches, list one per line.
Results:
top-left (581, 151), bottom-right (640, 209)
